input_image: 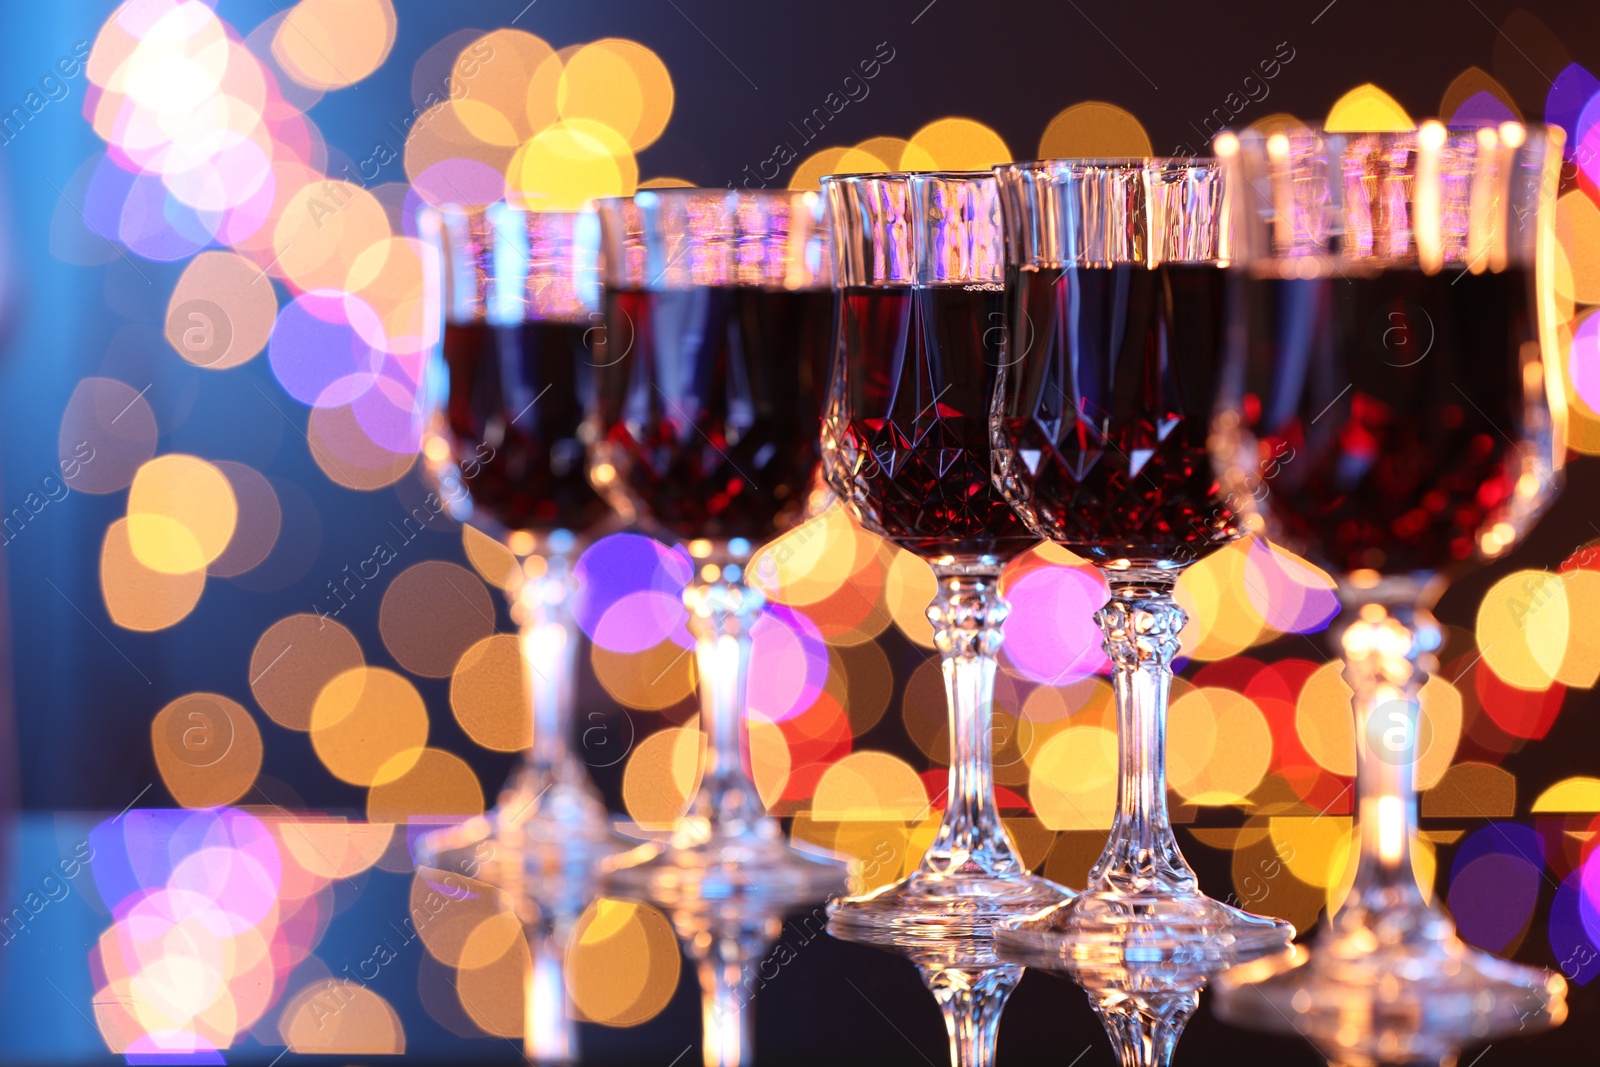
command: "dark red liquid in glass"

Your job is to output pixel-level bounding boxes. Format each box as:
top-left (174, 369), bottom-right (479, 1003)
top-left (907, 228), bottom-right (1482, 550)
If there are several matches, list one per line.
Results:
top-left (1233, 268), bottom-right (1537, 576)
top-left (591, 286), bottom-right (833, 542)
top-left (991, 263), bottom-right (1236, 566)
top-left (829, 285), bottom-right (1036, 562)
top-left (440, 320), bottom-right (610, 532)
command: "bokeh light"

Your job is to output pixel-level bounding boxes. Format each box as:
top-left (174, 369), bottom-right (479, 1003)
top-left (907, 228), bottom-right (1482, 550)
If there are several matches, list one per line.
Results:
top-left (310, 667), bottom-right (429, 786)
top-left (901, 117), bottom-right (1011, 171)
top-left (1037, 102), bottom-right (1152, 158)
top-left (566, 899), bottom-right (680, 1027)
top-left (273, 0), bottom-right (397, 91)
top-left (1324, 84), bottom-right (1416, 131)
top-left (152, 693), bottom-right (264, 808)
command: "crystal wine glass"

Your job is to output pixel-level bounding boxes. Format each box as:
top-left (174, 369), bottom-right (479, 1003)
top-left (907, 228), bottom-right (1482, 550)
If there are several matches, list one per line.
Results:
top-left (821, 170), bottom-right (1071, 1066)
top-left (417, 202), bottom-right (629, 1064)
top-left (587, 188), bottom-right (846, 1067)
top-left (987, 159), bottom-right (1295, 967)
top-left (1209, 122), bottom-right (1568, 1063)
top-left (822, 170), bottom-right (1070, 931)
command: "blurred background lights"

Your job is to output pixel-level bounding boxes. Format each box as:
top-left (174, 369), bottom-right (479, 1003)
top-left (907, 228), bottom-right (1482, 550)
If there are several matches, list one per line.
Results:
top-left (272, 0), bottom-right (397, 92)
top-left (367, 747), bottom-right (484, 823)
top-left (450, 633), bottom-right (534, 752)
top-left (557, 39), bottom-right (674, 151)
top-left (1030, 725), bottom-right (1118, 831)
top-left (566, 899), bottom-right (680, 1027)
top-left (377, 561), bottom-right (496, 678)
top-left (1000, 559), bottom-right (1110, 684)
top-left (127, 454), bottom-right (237, 575)
top-left (812, 751), bottom-right (927, 821)
top-left (58, 376), bottom-right (158, 494)
top-left (249, 613), bottom-right (365, 730)
top-left (450, 29), bottom-right (558, 146)
top-left (152, 693), bottom-right (264, 808)
top-left (101, 516), bottom-right (207, 631)
top-left (32, 0), bottom-right (1600, 1051)
top-left (1323, 83), bottom-right (1416, 130)
top-left (901, 117), bottom-right (1010, 171)
top-left (309, 666), bottom-right (429, 786)
top-left (1037, 101), bottom-right (1153, 157)
top-left (208, 461), bottom-right (282, 577)
top-left (280, 984), bottom-right (405, 1053)
top-left (165, 251), bottom-right (278, 369)
top-left (507, 119), bottom-right (636, 210)
top-left (1478, 570), bottom-right (1572, 690)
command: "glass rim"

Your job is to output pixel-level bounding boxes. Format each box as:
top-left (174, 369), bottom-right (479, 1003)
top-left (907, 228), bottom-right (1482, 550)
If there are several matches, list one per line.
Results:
top-left (819, 169), bottom-right (995, 184)
top-left (1219, 120), bottom-right (1555, 139)
top-left (592, 188), bottom-right (821, 210)
top-left (421, 201), bottom-right (587, 219)
top-left (997, 156), bottom-right (1219, 173)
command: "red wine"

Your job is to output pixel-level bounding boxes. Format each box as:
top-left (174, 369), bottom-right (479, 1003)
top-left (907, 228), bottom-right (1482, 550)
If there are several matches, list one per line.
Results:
top-left (440, 320), bottom-right (610, 532)
top-left (590, 286), bottom-right (833, 541)
top-left (828, 285), bottom-right (1036, 562)
top-left (1232, 268), bottom-right (1537, 576)
top-left (991, 263), bottom-right (1237, 566)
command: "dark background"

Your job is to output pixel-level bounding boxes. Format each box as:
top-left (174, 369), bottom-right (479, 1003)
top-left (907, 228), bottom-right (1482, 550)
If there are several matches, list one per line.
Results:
top-left (0, 0), bottom-right (1595, 1063)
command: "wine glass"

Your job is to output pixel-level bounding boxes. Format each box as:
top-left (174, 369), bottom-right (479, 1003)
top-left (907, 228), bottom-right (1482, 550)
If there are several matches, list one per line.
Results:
top-left (587, 188), bottom-right (846, 1067)
top-left (987, 159), bottom-right (1295, 966)
top-left (822, 170), bottom-right (1070, 931)
top-left (417, 202), bottom-right (629, 1064)
top-left (1209, 123), bottom-right (1569, 1062)
top-left (820, 170), bottom-right (1071, 1066)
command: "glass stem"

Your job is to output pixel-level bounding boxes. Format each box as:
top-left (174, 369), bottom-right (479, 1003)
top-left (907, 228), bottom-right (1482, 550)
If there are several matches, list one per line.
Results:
top-left (1088, 988), bottom-right (1199, 1067)
top-left (920, 964), bottom-right (1018, 1067)
top-left (922, 567), bottom-right (1020, 877)
top-left (507, 551), bottom-right (594, 813)
top-left (1090, 576), bottom-right (1195, 895)
top-left (524, 915), bottom-right (577, 1065)
top-left (1334, 598), bottom-right (1440, 929)
top-left (680, 552), bottom-right (772, 840)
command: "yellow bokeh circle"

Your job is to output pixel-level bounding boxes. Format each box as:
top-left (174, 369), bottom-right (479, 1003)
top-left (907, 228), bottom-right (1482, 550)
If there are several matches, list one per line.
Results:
top-left (508, 120), bottom-right (637, 211)
top-left (310, 667), bottom-right (428, 786)
top-left (127, 455), bottom-right (238, 575)
top-left (557, 39), bottom-right (674, 151)
top-left (567, 899), bottom-right (681, 1027)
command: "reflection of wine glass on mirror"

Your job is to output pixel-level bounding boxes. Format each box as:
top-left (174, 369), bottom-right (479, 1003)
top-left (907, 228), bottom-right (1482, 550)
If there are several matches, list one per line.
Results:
top-left (417, 203), bottom-right (628, 1065)
top-left (1209, 123), bottom-right (1568, 1062)
top-left (588, 188), bottom-right (846, 1066)
top-left (821, 171), bottom-right (1068, 940)
top-left (833, 921), bottom-right (1024, 1067)
top-left (1055, 958), bottom-right (1209, 1067)
top-left (987, 159), bottom-right (1294, 966)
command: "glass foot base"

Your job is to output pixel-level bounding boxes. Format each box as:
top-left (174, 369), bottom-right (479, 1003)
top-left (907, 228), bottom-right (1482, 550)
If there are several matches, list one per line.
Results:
top-left (1214, 922), bottom-right (1568, 1065)
top-left (829, 868), bottom-right (1072, 941)
top-left (605, 821), bottom-right (846, 911)
top-left (415, 779), bottom-right (631, 914)
top-left (995, 885), bottom-right (1294, 969)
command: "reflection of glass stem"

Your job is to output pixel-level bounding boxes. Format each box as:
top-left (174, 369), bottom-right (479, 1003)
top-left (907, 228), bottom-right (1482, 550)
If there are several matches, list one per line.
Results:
top-left (1333, 598), bottom-right (1439, 934)
top-left (526, 915), bottom-right (576, 1066)
top-left (1090, 577), bottom-right (1196, 895)
top-left (1088, 987), bottom-right (1198, 1067)
top-left (682, 913), bottom-right (781, 1067)
top-left (505, 548), bottom-right (604, 1067)
top-left (923, 567), bottom-right (1021, 878)
top-left (920, 964), bottom-right (1018, 1067)
top-left (678, 546), bottom-right (773, 844)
